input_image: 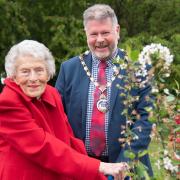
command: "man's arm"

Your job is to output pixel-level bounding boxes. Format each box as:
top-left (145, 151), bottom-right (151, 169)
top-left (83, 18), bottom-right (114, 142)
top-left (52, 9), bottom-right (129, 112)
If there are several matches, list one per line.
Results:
top-left (55, 62), bottom-right (67, 112)
top-left (116, 83), bottom-right (153, 175)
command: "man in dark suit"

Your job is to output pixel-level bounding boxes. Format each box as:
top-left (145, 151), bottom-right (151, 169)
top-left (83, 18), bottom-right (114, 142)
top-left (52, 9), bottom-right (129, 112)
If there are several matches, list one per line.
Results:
top-left (55, 4), bottom-right (153, 177)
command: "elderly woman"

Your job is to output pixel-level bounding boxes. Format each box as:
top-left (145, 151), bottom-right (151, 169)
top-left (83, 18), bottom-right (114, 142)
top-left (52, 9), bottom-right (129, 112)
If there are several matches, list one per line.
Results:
top-left (0, 40), bottom-right (127, 180)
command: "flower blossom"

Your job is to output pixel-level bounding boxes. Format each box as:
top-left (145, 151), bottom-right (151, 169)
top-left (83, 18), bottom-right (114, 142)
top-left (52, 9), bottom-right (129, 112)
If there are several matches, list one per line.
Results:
top-left (137, 43), bottom-right (173, 77)
top-left (1, 77), bottom-right (5, 84)
top-left (163, 156), bottom-right (178, 173)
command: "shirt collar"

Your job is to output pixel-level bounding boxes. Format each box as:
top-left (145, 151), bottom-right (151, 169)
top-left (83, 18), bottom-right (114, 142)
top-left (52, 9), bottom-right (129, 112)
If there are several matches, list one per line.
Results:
top-left (40, 86), bottom-right (56, 107)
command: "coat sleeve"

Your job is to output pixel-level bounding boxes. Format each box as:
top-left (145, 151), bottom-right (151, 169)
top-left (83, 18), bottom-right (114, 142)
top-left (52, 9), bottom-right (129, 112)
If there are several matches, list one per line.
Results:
top-left (0, 99), bottom-right (106, 180)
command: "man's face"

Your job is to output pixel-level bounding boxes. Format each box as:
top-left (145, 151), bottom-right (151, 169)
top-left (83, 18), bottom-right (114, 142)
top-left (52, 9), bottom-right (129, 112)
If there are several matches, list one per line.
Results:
top-left (85, 18), bottom-right (120, 60)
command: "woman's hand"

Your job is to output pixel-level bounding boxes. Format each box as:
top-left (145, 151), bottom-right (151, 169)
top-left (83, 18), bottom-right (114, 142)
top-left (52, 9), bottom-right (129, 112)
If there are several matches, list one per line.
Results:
top-left (99, 162), bottom-right (129, 180)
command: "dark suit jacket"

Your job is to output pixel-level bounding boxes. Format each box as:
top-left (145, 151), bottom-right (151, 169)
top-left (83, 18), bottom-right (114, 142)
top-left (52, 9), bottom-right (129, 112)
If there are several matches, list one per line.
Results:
top-left (55, 49), bottom-right (153, 176)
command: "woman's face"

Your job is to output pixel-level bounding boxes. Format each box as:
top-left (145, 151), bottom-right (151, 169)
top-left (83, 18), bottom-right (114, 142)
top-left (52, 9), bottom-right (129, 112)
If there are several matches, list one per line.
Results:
top-left (13, 55), bottom-right (49, 98)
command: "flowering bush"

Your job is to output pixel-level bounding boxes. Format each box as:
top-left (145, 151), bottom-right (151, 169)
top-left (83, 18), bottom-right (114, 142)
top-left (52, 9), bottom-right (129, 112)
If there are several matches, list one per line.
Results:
top-left (115, 43), bottom-right (179, 179)
top-left (138, 44), bottom-right (179, 178)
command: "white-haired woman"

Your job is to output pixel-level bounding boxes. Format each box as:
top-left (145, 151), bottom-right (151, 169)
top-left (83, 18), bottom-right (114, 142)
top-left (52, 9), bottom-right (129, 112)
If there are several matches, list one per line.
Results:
top-left (0, 40), bottom-right (128, 180)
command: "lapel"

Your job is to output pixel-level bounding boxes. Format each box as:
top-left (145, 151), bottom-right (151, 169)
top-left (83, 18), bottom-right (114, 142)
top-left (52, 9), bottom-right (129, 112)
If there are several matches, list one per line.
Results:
top-left (79, 53), bottom-right (92, 138)
top-left (109, 49), bottom-right (126, 120)
top-left (109, 64), bottom-right (122, 119)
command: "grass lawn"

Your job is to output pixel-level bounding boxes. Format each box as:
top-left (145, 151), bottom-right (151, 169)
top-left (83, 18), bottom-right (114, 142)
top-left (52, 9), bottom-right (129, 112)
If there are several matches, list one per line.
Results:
top-left (149, 139), bottom-right (178, 180)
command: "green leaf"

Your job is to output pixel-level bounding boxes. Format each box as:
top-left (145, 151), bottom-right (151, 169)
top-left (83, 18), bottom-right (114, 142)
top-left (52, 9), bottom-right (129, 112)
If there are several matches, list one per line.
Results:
top-left (135, 162), bottom-right (150, 179)
top-left (174, 79), bottom-right (180, 90)
top-left (138, 150), bottom-right (148, 158)
top-left (176, 104), bottom-right (180, 110)
top-left (124, 150), bottom-right (136, 160)
top-left (159, 77), bottom-right (165, 83)
top-left (135, 164), bottom-right (145, 178)
top-left (174, 126), bottom-right (180, 133)
top-left (125, 44), bottom-right (132, 59)
top-left (148, 116), bottom-right (157, 123)
top-left (159, 108), bottom-right (168, 117)
top-left (163, 88), bottom-right (170, 95)
top-left (121, 109), bottom-right (128, 115)
top-left (166, 95), bottom-right (175, 102)
top-left (130, 50), bottom-right (139, 62)
top-left (145, 106), bottom-right (153, 112)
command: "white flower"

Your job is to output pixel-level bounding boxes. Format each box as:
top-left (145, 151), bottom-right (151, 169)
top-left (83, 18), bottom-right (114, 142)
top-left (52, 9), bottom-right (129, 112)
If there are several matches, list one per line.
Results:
top-left (163, 156), bottom-right (178, 173)
top-left (120, 63), bottom-right (127, 69)
top-left (164, 150), bottom-right (168, 156)
top-left (84, 50), bottom-right (89, 55)
top-left (163, 88), bottom-right (170, 95)
top-left (115, 55), bottom-right (121, 63)
top-left (164, 73), bottom-right (170, 77)
top-left (152, 87), bottom-right (159, 93)
top-left (113, 66), bottom-right (119, 74)
top-left (173, 166), bottom-right (179, 173)
top-left (133, 134), bottom-right (139, 140)
top-left (163, 157), bottom-right (172, 169)
top-left (174, 152), bottom-right (180, 159)
top-left (137, 43), bottom-right (173, 77)
top-left (1, 77), bottom-right (5, 84)
top-left (126, 120), bottom-right (133, 125)
top-left (155, 160), bottom-right (161, 170)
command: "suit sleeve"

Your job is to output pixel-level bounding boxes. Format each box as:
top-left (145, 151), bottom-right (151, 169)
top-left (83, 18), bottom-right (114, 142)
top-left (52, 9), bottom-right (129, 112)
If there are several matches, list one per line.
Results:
top-left (0, 99), bottom-right (105, 180)
top-left (55, 63), bottom-right (67, 112)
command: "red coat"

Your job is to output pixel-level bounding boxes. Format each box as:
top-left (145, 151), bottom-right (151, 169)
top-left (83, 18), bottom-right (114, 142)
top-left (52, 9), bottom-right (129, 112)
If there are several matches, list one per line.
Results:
top-left (0, 79), bottom-right (106, 180)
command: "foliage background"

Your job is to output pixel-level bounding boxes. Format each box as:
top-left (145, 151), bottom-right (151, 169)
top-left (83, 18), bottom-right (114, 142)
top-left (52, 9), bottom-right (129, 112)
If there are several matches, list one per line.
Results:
top-left (0, 0), bottom-right (179, 87)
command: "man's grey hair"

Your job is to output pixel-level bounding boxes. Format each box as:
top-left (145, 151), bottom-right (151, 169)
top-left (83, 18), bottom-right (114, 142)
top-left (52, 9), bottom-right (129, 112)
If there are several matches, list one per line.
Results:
top-left (83, 4), bottom-right (118, 29)
top-left (5, 40), bottom-right (55, 78)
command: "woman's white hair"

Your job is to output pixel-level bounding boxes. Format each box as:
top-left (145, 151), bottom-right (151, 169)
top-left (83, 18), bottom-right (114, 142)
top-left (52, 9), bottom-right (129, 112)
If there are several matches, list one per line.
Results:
top-left (5, 40), bottom-right (55, 78)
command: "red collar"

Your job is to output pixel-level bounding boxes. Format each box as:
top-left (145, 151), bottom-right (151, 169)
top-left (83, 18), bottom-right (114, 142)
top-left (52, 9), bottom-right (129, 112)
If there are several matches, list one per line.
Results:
top-left (4, 78), bottom-right (56, 107)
